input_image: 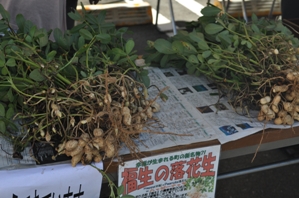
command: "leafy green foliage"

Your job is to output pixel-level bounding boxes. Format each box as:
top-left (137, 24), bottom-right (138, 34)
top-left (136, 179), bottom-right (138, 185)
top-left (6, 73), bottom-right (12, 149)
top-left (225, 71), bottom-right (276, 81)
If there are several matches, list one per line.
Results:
top-left (144, 4), bottom-right (299, 108)
top-left (0, 3), bottom-right (148, 152)
top-left (185, 176), bottom-right (215, 193)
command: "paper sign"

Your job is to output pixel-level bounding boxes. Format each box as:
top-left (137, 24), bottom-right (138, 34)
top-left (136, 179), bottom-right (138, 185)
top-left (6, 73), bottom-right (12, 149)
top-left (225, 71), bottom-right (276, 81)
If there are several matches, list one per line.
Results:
top-left (118, 145), bottom-right (221, 198)
top-left (0, 161), bottom-right (103, 198)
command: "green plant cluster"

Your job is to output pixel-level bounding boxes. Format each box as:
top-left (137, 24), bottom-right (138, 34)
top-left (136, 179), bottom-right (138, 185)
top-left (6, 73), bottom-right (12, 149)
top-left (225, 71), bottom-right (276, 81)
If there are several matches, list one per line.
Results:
top-left (185, 176), bottom-right (214, 193)
top-left (145, 4), bottom-right (299, 108)
top-left (0, 4), bottom-right (148, 152)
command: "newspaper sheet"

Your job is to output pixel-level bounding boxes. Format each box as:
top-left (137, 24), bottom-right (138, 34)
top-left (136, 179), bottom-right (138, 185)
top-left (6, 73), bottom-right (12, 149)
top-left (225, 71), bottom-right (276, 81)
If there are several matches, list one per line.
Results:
top-left (144, 67), bottom-right (299, 145)
top-left (118, 67), bottom-right (299, 154)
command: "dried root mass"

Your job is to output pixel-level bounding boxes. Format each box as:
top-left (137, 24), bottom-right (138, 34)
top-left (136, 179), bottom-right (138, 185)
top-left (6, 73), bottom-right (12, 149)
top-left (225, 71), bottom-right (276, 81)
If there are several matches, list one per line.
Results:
top-left (258, 70), bottom-right (299, 126)
top-left (18, 72), bottom-right (163, 166)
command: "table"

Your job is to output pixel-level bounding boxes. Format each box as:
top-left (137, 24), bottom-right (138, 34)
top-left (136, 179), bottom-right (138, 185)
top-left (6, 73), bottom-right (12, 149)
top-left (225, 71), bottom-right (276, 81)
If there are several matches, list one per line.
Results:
top-left (103, 127), bottom-right (299, 176)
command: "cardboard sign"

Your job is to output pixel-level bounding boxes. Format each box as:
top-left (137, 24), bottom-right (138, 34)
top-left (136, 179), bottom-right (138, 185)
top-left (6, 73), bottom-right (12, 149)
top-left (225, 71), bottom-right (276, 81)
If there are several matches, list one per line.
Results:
top-left (0, 161), bottom-right (103, 198)
top-left (119, 145), bottom-right (221, 198)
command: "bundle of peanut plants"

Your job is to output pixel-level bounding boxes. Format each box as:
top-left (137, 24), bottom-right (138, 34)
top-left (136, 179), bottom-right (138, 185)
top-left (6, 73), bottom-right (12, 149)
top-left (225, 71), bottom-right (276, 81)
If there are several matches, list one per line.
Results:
top-left (0, 4), bottom-right (163, 167)
top-left (145, 4), bottom-right (299, 125)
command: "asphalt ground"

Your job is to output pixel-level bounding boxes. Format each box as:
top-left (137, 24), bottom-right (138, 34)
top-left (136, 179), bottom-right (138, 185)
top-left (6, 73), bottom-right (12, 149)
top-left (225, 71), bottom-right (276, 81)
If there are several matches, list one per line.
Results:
top-left (76, 1), bottom-right (299, 197)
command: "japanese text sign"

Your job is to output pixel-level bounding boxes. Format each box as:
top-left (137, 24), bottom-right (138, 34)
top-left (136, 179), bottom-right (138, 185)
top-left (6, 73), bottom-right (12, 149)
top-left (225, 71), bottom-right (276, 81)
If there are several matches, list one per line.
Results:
top-left (0, 161), bottom-right (103, 198)
top-left (119, 145), bottom-right (221, 198)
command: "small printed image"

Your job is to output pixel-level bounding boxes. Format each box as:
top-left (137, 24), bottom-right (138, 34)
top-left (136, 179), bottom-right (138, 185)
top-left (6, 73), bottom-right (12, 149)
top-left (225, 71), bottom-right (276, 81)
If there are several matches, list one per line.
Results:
top-left (207, 83), bottom-right (218, 89)
top-left (176, 69), bottom-right (187, 75)
top-left (219, 125), bottom-right (238, 135)
top-left (196, 106), bottom-right (214, 113)
top-left (209, 92), bottom-right (219, 96)
top-left (214, 103), bottom-right (228, 111)
top-left (236, 123), bottom-right (253, 130)
top-left (178, 87), bottom-right (193, 95)
top-left (164, 72), bottom-right (174, 77)
top-left (192, 85), bottom-right (208, 92)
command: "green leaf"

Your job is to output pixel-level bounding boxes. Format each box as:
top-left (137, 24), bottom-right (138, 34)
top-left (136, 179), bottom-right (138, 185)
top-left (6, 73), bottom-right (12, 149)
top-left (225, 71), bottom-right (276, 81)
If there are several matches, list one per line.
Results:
top-left (80, 71), bottom-right (87, 78)
top-left (204, 24), bottom-right (224, 35)
top-left (251, 24), bottom-right (260, 33)
top-left (25, 35), bottom-right (33, 43)
top-left (213, 53), bottom-right (220, 59)
top-left (38, 31), bottom-right (49, 48)
top-left (251, 13), bottom-right (258, 23)
top-left (68, 11), bottom-right (82, 21)
top-left (24, 20), bottom-right (34, 34)
top-left (79, 29), bottom-right (93, 40)
top-left (7, 89), bottom-right (14, 102)
top-left (95, 33), bottom-right (111, 44)
top-left (1, 67), bottom-right (8, 75)
top-left (0, 103), bottom-right (5, 117)
top-left (265, 25), bottom-right (276, 31)
top-left (0, 4), bottom-right (10, 21)
top-left (70, 23), bottom-right (86, 33)
top-left (208, 58), bottom-right (217, 64)
top-left (53, 28), bottom-right (64, 42)
top-left (202, 50), bottom-right (212, 58)
top-left (5, 106), bottom-right (14, 119)
top-left (172, 40), bottom-right (185, 54)
top-left (0, 121), bottom-right (5, 133)
top-left (139, 70), bottom-right (150, 87)
top-left (78, 36), bottom-right (85, 49)
top-left (199, 15), bottom-right (218, 26)
top-left (189, 31), bottom-right (204, 43)
top-left (197, 54), bottom-right (204, 63)
top-left (233, 39), bottom-right (239, 47)
top-left (186, 63), bottom-right (196, 75)
top-left (159, 93), bottom-right (168, 102)
top-left (0, 59), bottom-right (4, 67)
top-left (160, 54), bottom-right (170, 67)
top-left (97, 11), bottom-right (106, 24)
top-left (0, 21), bottom-right (8, 33)
top-left (188, 54), bottom-right (199, 64)
top-left (201, 6), bottom-right (221, 16)
top-left (228, 23), bottom-right (236, 32)
top-left (154, 39), bottom-right (175, 54)
top-left (111, 48), bottom-right (127, 56)
top-left (46, 50), bottom-right (57, 62)
top-left (29, 25), bottom-right (37, 37)
top-left (125, 40), bottom-right (135, 54)
top-left (6, 58), bottom-right (16, 67)
top-left (117, 57), bottom-right (128, 65)
top-left (181, 41), bottom-right (197, 53)
top-left (246, 41), bottom-right (252, 48)
top-left (117, 185), bottom-right (124, 196)
top-left (86, 14), bottom-right (98, 25)
top-left (129, 54), bottom-right (138, 61)
top-left (29, 69), bottom-right (46, 82)
top-left (197, 40), bottom-right (210, 50)
top-left (93, 70), bottom-right (103, 76)
top-left (217, 32), bottom-right (232, 48)
top-left (16, 14), bottom-right (25, 31)
top-left (113, 53), bottom-right (121, 62)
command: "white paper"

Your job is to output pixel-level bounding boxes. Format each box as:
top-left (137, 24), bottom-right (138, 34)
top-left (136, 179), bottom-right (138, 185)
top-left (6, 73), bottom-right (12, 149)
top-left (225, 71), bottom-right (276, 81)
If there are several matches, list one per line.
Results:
top-left (119, 145), bottom-right (221, 198)
top-left (0, 161), bottom-right (103, 198)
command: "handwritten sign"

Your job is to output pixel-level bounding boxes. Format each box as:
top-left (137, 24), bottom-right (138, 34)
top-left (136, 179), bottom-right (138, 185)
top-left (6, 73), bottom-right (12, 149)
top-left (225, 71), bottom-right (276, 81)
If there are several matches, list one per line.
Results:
top-left (0, 161), bottom-right (103, 198)
top-left (119, 145), bottom-right (221, 198)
